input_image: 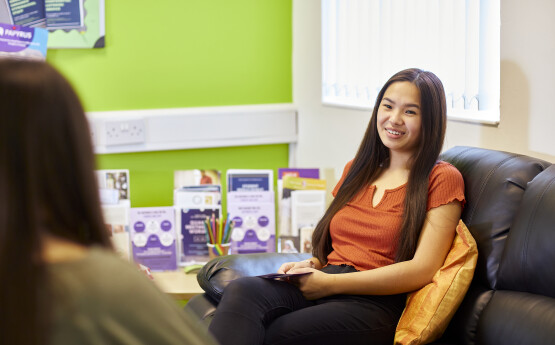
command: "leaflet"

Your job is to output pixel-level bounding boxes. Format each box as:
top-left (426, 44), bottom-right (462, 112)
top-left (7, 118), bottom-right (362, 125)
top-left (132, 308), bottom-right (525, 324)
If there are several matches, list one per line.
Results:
top-left (174, 169), bottom-right (221, 189)
top-left (96, 169), bottom-right (130, 206)
top-left (291, 190), bottom-right (326, 237)
top-left (102, 204), bottom-right (130, 261)
top-left (227, 191), bottom-right (276, 254)
top-left (129, 207), bottom-right (178, 272)
top-left (0, 22), bottom-right (48, 60)
top-left (177, 207), bottom-right (220, 265)
top-left (174, 189), bottom-right (221, 208)
top-left (279, 177), bottom-right (326, 253)
top-left (290, 190), bottom-right (326, 253)
top-left (227, 169), bottom-right (273, 192)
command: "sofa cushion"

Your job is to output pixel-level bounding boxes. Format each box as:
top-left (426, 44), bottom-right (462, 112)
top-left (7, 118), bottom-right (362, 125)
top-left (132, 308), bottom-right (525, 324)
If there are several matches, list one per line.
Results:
top-left (476, 290), bottom-right (555, 345)
top-left (440, 146), bottom-right (550, 290)
top-left (497, 165), bottom-right (555, 297)
top-left (394, 220), bottom-right (478, 345)
top-left (439, 147), bottom-right (550, 343)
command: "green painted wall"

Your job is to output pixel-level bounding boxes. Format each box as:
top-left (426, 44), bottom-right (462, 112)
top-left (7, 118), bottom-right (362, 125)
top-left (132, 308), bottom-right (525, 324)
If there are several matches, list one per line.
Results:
top-left (46, 0), bottom-right (292, 208)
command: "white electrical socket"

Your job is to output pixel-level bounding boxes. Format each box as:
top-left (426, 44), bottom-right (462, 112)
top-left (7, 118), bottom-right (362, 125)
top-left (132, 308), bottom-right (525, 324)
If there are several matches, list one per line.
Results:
top-left (104, 119), bottom-right (146, 146)
top-left (88, 120), bottom-right (97, 147)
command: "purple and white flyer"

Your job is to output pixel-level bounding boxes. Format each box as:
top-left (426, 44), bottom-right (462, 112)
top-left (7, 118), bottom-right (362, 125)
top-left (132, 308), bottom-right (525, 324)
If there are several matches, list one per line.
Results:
top-left (227, 191), bottom-right (276, 254)
top-left (0, 23), bottom-right (48, 60)
top-left (177, 207), bottom-right (220, 264)
top-left (129, 207), bottom-right (178, 272)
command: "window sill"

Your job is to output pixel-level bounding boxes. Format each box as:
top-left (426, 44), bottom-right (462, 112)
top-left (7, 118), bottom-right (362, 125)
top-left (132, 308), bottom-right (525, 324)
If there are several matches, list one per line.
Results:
top-left (322, 101), bottom-right (500, 127)
top-left (322, 100), bottom-right (372, 112)
top-left (447, 109), bottom-right (499, 126)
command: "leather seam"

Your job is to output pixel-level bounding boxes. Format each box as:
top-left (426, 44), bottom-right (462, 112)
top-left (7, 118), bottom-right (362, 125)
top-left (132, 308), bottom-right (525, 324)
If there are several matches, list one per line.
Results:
top-left (466, 155), bottom-right (518, 225)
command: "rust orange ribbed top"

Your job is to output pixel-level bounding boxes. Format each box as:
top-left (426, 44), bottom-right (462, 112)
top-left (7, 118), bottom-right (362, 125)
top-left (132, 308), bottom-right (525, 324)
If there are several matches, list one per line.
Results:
top-left (326, 160), bottom-right (465, 271)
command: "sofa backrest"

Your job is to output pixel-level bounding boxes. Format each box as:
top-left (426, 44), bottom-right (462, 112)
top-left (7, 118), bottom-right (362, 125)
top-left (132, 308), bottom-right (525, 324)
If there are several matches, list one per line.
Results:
top-left (471, 164), bottom-right (555, 345)
top-left (439, 146), bottom-right (551, 344)
top-left (497, 164), bottom-right (555, 297)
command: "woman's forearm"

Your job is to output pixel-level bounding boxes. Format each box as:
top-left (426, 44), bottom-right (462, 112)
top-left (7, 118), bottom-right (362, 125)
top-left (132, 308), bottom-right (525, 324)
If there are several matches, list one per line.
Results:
top-left (325, 260), bottom-right (433, 296)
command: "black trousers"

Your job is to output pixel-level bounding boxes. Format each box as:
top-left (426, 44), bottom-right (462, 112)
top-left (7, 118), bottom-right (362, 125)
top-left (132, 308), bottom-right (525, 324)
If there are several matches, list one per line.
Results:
top-left (208, 265), bottom-right (406, 345)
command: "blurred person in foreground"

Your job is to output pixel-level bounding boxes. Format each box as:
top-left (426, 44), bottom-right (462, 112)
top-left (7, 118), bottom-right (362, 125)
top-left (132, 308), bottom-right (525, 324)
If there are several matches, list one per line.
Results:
top-left (0, 59), bottom-right (217, 345)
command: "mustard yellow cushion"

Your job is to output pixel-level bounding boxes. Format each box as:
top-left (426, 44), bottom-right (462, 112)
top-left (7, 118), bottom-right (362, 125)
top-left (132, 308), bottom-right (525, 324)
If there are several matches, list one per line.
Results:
top-left (394, 220), bottom-right (478, 345)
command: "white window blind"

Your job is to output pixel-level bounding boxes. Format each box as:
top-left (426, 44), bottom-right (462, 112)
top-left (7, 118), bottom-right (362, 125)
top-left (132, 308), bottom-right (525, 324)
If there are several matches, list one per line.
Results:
top-left (322, 0), bottom-right (500, 124)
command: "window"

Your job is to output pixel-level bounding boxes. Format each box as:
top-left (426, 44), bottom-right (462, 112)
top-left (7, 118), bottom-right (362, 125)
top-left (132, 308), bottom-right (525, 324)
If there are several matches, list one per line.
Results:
top-left (322, 0), bottom-right (500, 124)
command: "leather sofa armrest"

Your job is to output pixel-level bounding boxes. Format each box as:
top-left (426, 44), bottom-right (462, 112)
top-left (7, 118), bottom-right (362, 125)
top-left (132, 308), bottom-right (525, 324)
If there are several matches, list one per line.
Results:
top-left (185, 294), bottom-right (219, 329)
top-left (197, 252), bottom-right (312, 302)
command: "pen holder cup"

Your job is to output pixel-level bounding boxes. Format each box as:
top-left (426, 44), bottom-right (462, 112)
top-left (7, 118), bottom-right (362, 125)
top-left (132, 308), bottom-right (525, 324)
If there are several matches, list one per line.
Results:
top-left (207, 243), bottom-right (231, 260)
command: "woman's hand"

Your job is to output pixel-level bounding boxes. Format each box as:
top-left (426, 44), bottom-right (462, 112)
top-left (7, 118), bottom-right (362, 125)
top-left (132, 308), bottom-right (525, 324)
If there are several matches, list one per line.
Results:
top-left (277, 259), bottom-right (316, 274)
top-left (277, 259), bottom-right (334, 299)
top-left (287, 268), bottom-right (335, 300)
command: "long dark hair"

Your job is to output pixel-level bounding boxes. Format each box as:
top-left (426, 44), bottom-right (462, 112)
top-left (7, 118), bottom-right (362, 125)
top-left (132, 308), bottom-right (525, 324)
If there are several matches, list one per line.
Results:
top-left (0, 60), bottom-right (112, 344)
top-left (312, 68), bottom-right (447, 264)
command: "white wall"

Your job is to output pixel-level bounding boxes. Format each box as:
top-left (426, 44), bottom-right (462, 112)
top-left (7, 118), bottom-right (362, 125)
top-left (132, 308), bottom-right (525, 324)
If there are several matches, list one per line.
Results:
top-left (293, 0), bottom-right (555, 177)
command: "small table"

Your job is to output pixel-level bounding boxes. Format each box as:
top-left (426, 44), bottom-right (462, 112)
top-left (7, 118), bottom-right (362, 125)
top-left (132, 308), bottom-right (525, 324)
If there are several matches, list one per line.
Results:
top-left (151, 270), bottom-right (204, 300)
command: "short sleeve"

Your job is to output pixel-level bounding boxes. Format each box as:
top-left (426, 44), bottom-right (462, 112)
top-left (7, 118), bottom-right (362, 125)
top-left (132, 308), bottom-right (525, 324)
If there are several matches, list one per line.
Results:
top-left (332, 160), bottom-right (354, 197)
top-left (427, 161), bottom-right (466, 210)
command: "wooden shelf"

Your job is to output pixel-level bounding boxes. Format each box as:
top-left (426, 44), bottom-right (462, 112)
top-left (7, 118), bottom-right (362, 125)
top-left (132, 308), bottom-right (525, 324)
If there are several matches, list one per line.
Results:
top-left (151, 270), bottom-right (204, 300)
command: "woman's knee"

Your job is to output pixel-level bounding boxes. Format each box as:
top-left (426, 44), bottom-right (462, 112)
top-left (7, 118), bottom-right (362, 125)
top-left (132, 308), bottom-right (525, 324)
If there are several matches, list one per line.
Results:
top-left (223, 277), bottom-right (266, 298)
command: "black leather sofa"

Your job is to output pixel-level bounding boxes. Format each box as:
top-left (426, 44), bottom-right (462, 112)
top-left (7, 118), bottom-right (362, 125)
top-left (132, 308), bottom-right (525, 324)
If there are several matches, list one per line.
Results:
top-left (185, 146), bottom-right (555, 345)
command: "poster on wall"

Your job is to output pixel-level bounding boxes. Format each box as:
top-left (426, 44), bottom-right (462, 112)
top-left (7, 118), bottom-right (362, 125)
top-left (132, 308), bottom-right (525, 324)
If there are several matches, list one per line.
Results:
top-left (47, 0), bottom-right (105, 49)
top-left (0, 0), bottom-right (105, 49)
top-left (46, 0), bottom-right (85, 30)
top-left (0, 0), bottom-right (46, 27)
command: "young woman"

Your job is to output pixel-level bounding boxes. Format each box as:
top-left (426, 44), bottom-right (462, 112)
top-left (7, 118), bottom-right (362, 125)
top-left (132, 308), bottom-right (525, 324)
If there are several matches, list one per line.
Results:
top-left (0, 60), bottom-right (217, 345)
top-left (209, 68), bottom-right (465, 345)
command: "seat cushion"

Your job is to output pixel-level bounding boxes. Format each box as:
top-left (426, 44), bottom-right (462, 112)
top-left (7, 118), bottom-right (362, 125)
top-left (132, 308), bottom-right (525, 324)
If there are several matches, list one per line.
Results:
top-left (394, 220), bottom-right (478, 345)
top-left (476, 290), bottom-right (555, 345)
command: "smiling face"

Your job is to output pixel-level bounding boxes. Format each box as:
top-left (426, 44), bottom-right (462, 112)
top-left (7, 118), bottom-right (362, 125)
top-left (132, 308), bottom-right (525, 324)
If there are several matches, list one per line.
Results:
top-left (376, 81), bottom-right (422, 160)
